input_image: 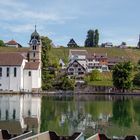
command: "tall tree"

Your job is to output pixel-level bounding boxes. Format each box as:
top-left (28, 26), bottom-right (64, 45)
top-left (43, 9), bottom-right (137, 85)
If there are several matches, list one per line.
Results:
top-left (112, 61), bottom-right (133, 92)
top-left (94, 29), bottom-right (99, 47)
top-left (85, 30), bottom-right (94, 47)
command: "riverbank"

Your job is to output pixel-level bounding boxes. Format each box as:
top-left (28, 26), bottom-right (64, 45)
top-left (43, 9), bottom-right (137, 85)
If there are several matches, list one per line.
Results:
top-left (1, 90), bottom-right (140, 96)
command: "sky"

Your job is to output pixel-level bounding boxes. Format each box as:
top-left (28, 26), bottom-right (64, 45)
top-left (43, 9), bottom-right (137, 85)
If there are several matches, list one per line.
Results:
top-left (0, 0), bottom-right (140, 47)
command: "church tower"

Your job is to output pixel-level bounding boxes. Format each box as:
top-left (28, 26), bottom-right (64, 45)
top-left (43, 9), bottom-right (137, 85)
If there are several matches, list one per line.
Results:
top-left (29, 26), bottom-right (42, 63)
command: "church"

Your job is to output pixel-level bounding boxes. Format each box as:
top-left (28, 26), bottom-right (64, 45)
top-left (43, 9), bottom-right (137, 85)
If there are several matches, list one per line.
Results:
top-left (0, 28), bottom-right (42, 92)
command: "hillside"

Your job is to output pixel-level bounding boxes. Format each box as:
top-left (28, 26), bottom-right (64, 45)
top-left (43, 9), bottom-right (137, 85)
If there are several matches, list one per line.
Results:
top-left (49, 47), bottom-right (140, 64)
top-left (0, 47), bottom-right (140, 64)
top-left (0, 47), bottom-right (29, 53)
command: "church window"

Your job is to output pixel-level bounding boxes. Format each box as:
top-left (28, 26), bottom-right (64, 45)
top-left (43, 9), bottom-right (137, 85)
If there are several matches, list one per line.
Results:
top-left (13, 109), bottom-right (16, 120)
top-left (0, 68), bottom-right (2, 77)
top-left (7, 68), bottom-right (10, 77)
top-left (33, 52), bottom-right (35, 57)
top-left (6, 110), bottom-right (9, 120)
top-left (33, 45), bottom-right (36, 50)
top-left (0, 109), bottom-right (1, 120)
top-left (14, 67), bottom-right (17, 77)
top-left (29, 71), bottom-right (31, 76)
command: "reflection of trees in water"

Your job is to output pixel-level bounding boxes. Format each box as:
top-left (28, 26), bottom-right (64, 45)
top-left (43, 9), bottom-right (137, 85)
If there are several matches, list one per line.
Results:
top-left (112, 99), bottom-right (133, 127)
top-left (133, 100), bottom-right (140, 125)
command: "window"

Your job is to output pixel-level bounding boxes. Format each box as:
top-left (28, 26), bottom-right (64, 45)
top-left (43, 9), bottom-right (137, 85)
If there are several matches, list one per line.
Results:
top-left (13, 109), bottom-right (16, 120)
top-left (29, 71), bottom-right (31, 76)
top-left (7, 68), bottom-right (10, 77)
top-left (69, 68), bottom-right (74, 71)
top-left (78, 68), bottom-right (81, 71)
top-left (0, 68), bottom-right (2, 77)
top-left (14, 67), bottom-right (17, 77)
top-left (33, 45), bottom-right (36, 50)
top-left (6, 110), bottom-right (9, 120)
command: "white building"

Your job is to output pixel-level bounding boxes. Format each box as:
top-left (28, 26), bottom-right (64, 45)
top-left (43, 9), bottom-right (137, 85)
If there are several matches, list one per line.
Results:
top-left (0, 28), bottom-right (42, 92)
top-left (67, 50), bottom-right (109, 77)
top-left (5, 39), bottom-right (22, 48)
top-left (69, 49), bottom-right (87, 69)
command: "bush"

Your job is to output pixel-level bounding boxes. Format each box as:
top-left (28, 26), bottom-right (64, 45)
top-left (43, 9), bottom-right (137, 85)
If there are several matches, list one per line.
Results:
top-left (133, 72), bottom-right (140, 86)
top-left (90, 70), bottom-right (101, 81)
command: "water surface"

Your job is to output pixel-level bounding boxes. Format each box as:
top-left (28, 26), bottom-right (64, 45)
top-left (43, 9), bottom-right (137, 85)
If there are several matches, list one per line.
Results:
top-left (0, 94), bottom-right (140, 138)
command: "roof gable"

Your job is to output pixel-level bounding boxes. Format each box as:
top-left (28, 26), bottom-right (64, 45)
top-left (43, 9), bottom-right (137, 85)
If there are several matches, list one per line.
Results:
top-left (67, 60), bottom-right (86, 70)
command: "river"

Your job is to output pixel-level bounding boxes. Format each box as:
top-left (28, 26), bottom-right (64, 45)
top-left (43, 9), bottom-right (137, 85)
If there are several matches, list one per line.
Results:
top-left (0, 94), bottom-right (140, 138)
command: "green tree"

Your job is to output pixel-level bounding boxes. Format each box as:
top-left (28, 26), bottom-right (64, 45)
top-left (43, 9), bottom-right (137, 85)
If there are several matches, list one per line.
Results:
top-left (41, 36), bottom-right (53, 90)
top-left (94, 29), bottom-right (99, 47)
top-left (54, 74), bottom-right (75, 91)
top-left (85, 29), bottom-right (99, 47)
top-left (133, 72), bottom-right (140, 86)
top-left (41, 36), bottom-right (52, 51)
top-left (0, 40), bottom-right (5, 47)
top-left (85, 30), bottom-right (94, 47)
top-left (90, 70), bottom-right (101, 81)
top-left (112, 61), bottom-right (133, 92)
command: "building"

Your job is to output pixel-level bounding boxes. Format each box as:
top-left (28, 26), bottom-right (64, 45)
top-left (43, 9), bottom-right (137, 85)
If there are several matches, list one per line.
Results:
top-left (67, 50), bottom-right (109, 78)
top-left (0, 27), bottom-right (42, 92)
top-left (5, 39), bottom-right (22, 48)
top-left (67, 39), bottom-right (78, 47)
top-left (101, 42), bottom-right (113, 48)
top-left (67, 60), bottom-right (86, 79)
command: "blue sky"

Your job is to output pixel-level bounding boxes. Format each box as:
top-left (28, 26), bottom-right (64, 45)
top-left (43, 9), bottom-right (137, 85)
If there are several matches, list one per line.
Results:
top-left (0, 0), bottom-right (140, 47)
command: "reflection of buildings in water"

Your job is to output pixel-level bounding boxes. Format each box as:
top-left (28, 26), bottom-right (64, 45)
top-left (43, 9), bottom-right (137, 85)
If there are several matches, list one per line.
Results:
top-left (62, 101), bottom-right (112, 135)
top-left (0, 95), bottom-right (41, 135)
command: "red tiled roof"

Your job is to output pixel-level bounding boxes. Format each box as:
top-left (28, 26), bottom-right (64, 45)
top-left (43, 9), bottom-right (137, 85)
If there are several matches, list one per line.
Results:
top-left (0, 53), bottom-right (25, 66)
top-left (6, 40), bottom-right (18, 45)
top-left (24, 62), bottom-right (40, 70)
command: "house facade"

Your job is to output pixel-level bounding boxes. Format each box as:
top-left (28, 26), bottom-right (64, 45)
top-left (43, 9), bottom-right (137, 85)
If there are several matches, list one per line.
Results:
top-left (67, 60), bottom-right (86, 78)
top-left (0, 28), bottom-right (42, 92)
top-left (67, 49), bottom-right (109, 78)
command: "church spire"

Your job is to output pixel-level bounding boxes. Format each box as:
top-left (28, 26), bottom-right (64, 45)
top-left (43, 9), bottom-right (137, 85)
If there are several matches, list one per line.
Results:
top-left (35, 25), bottom-right (37, 32)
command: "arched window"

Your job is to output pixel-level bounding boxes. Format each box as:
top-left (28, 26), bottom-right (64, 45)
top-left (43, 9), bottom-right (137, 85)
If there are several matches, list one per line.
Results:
top-left (28, 71), bottom-right (31, 77)
top-left (0, 67), bottom-right (2, 77)
top-left (13, 109), bottom-right (16, 120)
top-left (0, 109), bottom-right (1, 120)
top-left (14, 67), bottom-right (17, 77)
top-left (6, 110), bottom-right (9, 120)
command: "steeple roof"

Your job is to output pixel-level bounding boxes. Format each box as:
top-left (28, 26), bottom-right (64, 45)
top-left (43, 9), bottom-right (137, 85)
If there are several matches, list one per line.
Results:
top-left (31, 25), bottom-right (40, 39)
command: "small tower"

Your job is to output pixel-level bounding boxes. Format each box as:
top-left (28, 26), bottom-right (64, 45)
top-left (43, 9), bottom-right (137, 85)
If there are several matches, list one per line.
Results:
top-left (138, 34), bottom-right (140, 48)
top-left (29, 25), bottom-right (42, 63)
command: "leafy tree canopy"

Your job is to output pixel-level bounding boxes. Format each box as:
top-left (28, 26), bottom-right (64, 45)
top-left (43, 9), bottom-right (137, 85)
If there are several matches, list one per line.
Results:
top-left (0, 40), bottom-right (5, 47)
top-left (112, 61), bottom-right (133, 92)
top-left (85, 29), bottom-right (99, 47)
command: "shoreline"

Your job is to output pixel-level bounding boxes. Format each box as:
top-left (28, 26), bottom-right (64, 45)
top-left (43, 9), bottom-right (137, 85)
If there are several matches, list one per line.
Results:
top-left (1, 90), bottom-right (140, 96)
